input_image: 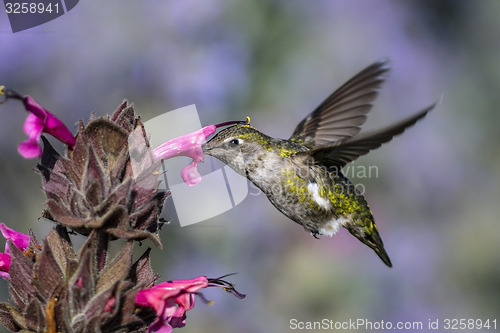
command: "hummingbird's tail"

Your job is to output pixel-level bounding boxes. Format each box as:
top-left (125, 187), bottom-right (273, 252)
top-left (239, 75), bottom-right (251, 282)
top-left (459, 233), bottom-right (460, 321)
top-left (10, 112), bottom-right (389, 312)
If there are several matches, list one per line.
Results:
top-left (365, 235), bottom-right (392, 267)
top-left (344, 221), bottom-right (393, 267)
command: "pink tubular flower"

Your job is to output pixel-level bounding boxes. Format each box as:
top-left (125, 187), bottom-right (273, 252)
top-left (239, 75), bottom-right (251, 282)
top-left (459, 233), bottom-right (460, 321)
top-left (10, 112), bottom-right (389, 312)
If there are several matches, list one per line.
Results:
top-left (0, 223), bottom-right (30, 279)
top-left (0, 86), bottom-right (76, 159)
top-left (136, 274), bottom-right (245, 333)
top-left (153, 125), bottom-right (216, 186)
top-left (0, 253), bottom-right (11, 280)
top-left (153, 119), bottom-right (249, 186)
top-left (136, 276), bottom-right (208, 333)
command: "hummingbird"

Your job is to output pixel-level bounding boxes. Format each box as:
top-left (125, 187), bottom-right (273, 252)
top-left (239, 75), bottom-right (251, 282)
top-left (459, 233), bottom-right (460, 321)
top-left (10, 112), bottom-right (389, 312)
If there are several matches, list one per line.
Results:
top-left (203, 60), bottom-right (435, 267)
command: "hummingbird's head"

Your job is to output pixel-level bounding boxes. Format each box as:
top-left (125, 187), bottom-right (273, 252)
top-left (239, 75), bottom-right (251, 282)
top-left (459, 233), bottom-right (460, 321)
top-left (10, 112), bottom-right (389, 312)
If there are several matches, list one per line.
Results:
top-left (203, 125), bottom-right (274, 176)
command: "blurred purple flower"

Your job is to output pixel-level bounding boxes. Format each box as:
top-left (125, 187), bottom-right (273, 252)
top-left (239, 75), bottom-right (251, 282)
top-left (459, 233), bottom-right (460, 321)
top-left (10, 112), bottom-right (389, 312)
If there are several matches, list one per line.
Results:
top-left (0, 86), bottom-right (76, 159)
top-left (136, 274), bottom-right (245, 333)
top-left (153, 125), bottom-right (216, 186)
top-left (0, 223), bottom-right (30, 279)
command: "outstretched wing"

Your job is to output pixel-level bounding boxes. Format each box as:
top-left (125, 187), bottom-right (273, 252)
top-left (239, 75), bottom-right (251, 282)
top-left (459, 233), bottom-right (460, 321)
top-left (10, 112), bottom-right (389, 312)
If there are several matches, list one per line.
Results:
top-left (290, 59), bottom-right (390, 147)
top-left (301, 104), bottom-right (435, 167)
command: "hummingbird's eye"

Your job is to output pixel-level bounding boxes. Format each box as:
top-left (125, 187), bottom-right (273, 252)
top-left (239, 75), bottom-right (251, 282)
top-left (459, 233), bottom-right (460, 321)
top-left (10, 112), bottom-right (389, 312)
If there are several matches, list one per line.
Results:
top-left (229, 138), bottom-right (240, 147)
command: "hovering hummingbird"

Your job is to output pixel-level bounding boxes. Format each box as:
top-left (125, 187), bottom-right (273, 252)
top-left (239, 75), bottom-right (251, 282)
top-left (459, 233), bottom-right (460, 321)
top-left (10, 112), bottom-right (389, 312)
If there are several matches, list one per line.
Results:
top-left (203, 60), bottom-right (435, 267)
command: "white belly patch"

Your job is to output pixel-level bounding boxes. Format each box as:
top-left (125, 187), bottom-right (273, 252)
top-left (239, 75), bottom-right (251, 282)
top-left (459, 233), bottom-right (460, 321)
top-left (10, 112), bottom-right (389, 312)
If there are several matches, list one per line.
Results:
top-left (307, 182), bottom-right (331, 210)
top-left (318, 216), bottom-right (347, 237)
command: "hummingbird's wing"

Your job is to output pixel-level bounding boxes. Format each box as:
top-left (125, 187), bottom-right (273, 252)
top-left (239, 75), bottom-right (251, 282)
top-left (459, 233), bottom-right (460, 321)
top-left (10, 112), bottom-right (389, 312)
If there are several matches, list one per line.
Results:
top-left (302, 104), bottom-right (435, 167)
top-left (289, 59), bottom-right (390, 147)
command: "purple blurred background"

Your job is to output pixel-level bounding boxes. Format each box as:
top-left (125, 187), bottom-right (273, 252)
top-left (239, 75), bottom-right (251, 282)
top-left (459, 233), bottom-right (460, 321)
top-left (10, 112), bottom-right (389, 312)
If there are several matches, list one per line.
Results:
top-left (1, 1), bottom-right (499, 332)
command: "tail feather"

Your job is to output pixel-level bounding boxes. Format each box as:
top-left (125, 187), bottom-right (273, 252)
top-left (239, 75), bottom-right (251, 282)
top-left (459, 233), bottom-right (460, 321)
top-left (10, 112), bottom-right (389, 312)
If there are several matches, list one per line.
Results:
top-left (369, 240), bottom-right (392, 267)
top-left (344, 222), bottom-right (392, 267)
top-left (360, 232), bottom-right (392, 267)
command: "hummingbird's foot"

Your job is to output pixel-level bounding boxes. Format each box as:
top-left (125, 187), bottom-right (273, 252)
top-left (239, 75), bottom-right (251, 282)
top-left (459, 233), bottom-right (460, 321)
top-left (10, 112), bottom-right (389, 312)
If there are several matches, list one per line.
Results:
top-left (312, 231), bottom-right (321, 239)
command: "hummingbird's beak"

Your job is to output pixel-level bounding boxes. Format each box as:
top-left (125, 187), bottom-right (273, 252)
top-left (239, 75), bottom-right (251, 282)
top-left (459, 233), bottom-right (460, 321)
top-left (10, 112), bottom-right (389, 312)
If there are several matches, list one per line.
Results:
top-left (202, 136), bottom-right (216, 153)
top-left (201, 143), bottom-right (210, 154)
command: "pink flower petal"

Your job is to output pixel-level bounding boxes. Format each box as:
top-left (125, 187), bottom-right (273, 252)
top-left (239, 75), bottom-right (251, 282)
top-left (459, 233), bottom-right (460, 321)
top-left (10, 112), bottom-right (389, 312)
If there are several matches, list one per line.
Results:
top-left (148, 321), bottom-right (173, 333)
top-left (2, 88), bottom-right (76, 159)
top-left (21, 96), bottom-right (46, 119)
top-left (136, 276), bottom-right (210, 333)
top-left (23, 96), bottom-right (76, 148)
top-left (18, 140), bottom-right (43, 158)
top-left (40, 110), bottom-right (76, 147)
top-left (0, 223), bottom-right (29, 280)
top-left (18, 113), bottom-right (44, 158)
top-left (153, 125), bottom-right (216, 186)
top-left (22, 112), bottom-right (45, 137)
top-left (181, 160), bottom-right (202, 186)
top-left (0, 223), bottom-right (30, 254)
top-left (153, 125), bottom-right (216, 161)
top-left (0, 252), bottom-right (11, 279)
